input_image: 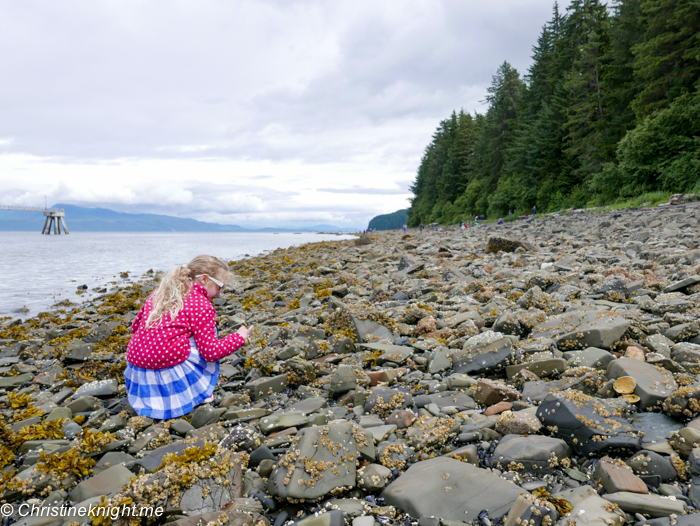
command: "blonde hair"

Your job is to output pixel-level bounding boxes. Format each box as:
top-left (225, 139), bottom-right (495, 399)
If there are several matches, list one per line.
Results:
top-left (146, 255), bottom-right (232, 328)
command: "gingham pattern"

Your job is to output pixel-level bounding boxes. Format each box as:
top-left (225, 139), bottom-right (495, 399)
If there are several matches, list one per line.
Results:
top-left (125, 336), bottom-right (219, 420)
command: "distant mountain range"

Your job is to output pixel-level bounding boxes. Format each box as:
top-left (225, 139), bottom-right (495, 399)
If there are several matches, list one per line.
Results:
top-left (0, 204), bottom-right (358, 233)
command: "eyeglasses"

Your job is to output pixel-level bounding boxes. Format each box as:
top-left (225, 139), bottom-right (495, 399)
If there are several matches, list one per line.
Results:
top-left (196, 274), bottom-right (225, 290)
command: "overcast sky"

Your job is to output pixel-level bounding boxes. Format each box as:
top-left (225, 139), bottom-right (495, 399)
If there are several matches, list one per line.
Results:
top-left (1, 0), bottom-right (569, 229)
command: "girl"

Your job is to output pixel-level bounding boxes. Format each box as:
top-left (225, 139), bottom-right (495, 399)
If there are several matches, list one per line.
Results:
top-left (125, 255), bottom-right (252, 419)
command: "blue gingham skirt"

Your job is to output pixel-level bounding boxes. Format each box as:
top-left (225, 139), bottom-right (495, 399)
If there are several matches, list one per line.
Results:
top-left (124, 337), bottom-right (219, 420)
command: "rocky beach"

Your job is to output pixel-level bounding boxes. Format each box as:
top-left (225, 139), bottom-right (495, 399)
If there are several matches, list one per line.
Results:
top-left (2, 200), bottom-right (700, 526)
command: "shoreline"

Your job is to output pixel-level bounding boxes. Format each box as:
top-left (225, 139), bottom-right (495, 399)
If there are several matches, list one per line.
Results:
top-left (0, 206), bottom-right (699, 525)
top-left (0, 231), bottom-right (356, 320)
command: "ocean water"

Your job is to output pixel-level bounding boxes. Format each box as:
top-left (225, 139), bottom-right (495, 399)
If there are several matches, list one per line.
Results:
top-left (0, 231), bottom-right (355, 319)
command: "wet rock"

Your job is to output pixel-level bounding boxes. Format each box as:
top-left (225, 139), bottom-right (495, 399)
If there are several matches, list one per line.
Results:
top-left (531, 311), bottom-right (630, 350)
top-left (474, 379), bottom-right (521, 406)
top-left (485, 237), bottom-right (533, 253)
top-left (603, 491), bottom-right (685, 517)
top-left (68, 465), bottom-right (133, 503)
top-left (381, 456), bottom-right (523, 521)
top-left (495, 410), bottom-right (542, 435)
top-left (452, 337), bottom-right (521, 376)
top-left (536, 392), bottom-right (642, 456)
top-left (364, 389), bottom-right (414, 417)
top-left (267, 422), bottom-right (373, 500)
top-left (607, 357), bottom-right (677, 410)
top-left (73, 379), bottom-right (118, 398)
top-left (493, 434), bottom-right (570, 474)
top-left (627, 450), bottom-right (678, 486)
top-left (357, 463), bottom-right (392, 491)
top-left (503, 494), bottom-right (558, 526)
top-left (594, 457), bottom-right (648, 494)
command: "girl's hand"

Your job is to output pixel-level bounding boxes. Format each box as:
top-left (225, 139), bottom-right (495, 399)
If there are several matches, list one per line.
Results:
top-left (236, 325), bottom-right (253, 341)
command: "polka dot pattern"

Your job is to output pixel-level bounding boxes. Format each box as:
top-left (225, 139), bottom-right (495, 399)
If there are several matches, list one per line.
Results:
top-left (126, 283), bottom-right (245, 370)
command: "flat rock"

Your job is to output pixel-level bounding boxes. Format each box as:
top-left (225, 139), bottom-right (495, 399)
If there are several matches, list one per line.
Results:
top-left (536, 393), bottom-right (642, 456)
top-left (452, 337), bottom-right (521, 376)
top-left (531, 311), bottom-right (630, 350)
top-left (381, 456), bottom-right (523, 521)
top-left (607, 357), bottom-right (677, 410)
top-left (603, 491), bottom-right (685, 518)
top-left (267, 422), bottom-right (374, 500)
top-left (493, 434), bottom-right (570, 474)
top-left (68, 465), bottom-right (133, 503)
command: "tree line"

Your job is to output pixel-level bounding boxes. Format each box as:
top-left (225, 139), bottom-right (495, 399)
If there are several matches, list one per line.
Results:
top-left (407, 0), bottom-right (700, 226)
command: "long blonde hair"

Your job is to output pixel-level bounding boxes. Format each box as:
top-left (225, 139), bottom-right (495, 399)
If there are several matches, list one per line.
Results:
top-left (146, 255), bottom-right (232, 328)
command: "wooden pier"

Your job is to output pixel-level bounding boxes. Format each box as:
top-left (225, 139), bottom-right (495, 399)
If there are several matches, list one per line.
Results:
top-left (0, 205), bottom-right (70, 234)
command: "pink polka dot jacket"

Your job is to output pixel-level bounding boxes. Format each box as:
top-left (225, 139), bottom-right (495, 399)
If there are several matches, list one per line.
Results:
top-left (126, 283), bottom-right (245, 370)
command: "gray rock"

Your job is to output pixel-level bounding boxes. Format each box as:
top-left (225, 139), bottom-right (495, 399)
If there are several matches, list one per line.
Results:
top-left (267, 422), bottom-right (374, 500)
top-left (65, 396), bottom-right (101, 414)
top-left (603, 491), bottom-right (685, 518)
top-left (63, 339), bottom-right (95, 363)
top-left (0, 372), bottom-right (33, 387)
top-left (358, 463), bottom-right (392, 491)
top-left (352, 316), bottom-right (395, 342)
top-left (364, 389), bottom-right (414, 417)
top-left (531, 311), bottom-right (630, 350)
top-left (664, 322), bottom-right (699, 342)
top-left (190, 404), bottom-right (226, 428)
top-left (563, 494), bottom-right (626, 526)
top-left (634, 517), bottom-right (700, 526)
top-left (493, 435), bottom-right (570, 474)
top-left (536, 394), bottom-right (641, 457)
top-left (452, 337), bottom-right (521, 376)
top-left (73, 379), bottom-right (118, 399)
top-left (136, 440), bottom-right (205, 473)
top-left (93, 451), bottom-right (137, 475)
top-left (562, 347), bottom-right (615, 369)
top-left (68, 465), bottom-right (133, 503)
top-left (297, 510), bottom-right (345, 526)
top-left (259, 412), bottom-right (309, 434)
top-left (627, 450), bottom-right (678, 486)
top-left (330, 365), bottom-right (357, 395)
top-left (245, 374), bottom-right (289, 400)
top-left (503, 494), bottom-right (558, 526)
top-left (381, 456), bottom-right (523, 521)
top-left (663, 275), bottom-right (700, 293)
top-left (607, 358), bottom-right (677, 410)
top-left (645, 334), bottom-right (675, 357)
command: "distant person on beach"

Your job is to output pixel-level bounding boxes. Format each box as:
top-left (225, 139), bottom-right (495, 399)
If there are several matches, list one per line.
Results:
top-left (497, 217), bottom-right (504, 224)
top-left (124, 255), bottom-right (252, 419)
top-left (402, 223), bottom-right (407, 233)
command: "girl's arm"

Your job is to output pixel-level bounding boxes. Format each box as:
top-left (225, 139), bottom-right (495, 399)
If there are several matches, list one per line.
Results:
top-left (189, 301), bottom-right (245, 362)
top-left (131, 305), bottom-right (146, 334)
top-left (130, 296), bottom-right (153, 334)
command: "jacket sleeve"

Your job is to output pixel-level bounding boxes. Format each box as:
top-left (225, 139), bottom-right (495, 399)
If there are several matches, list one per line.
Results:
top-left (131, 304), bottom-right (146, 335)
top-left (189, 300), bottom-right (245, 362)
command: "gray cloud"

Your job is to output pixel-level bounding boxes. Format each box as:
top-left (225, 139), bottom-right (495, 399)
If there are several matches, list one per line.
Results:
top-left (0, 0), bottom-right (570, 227)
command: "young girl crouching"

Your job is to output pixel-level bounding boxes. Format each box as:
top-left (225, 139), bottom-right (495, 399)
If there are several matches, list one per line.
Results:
top-left (125, 255), bottom-right (251, 419)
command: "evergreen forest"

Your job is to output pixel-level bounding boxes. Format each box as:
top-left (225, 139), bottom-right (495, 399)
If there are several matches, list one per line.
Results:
top-left (407, 0), bottom-right (700, 226)
top-left (368, 209), bottom-right (408, 231)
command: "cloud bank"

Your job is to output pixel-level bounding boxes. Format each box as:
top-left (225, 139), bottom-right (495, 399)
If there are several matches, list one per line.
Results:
top-left (0, 0), bottom-right (569, 228)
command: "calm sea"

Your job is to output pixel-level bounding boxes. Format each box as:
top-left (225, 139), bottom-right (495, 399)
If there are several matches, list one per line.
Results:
top-left (0, 231), bottom-right (355, 319)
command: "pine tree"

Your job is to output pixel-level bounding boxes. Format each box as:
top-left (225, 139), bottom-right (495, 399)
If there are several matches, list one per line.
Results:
top-left (560, 0), bottom-right (612, 184)
top-left (602, 0), bottom-right (645, 153)
top-left (632, 0), bottom-right (700, 117)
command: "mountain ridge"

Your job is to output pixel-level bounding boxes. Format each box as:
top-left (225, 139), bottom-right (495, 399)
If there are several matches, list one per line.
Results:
top-left (0, 204), bottom-right (358, 232)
